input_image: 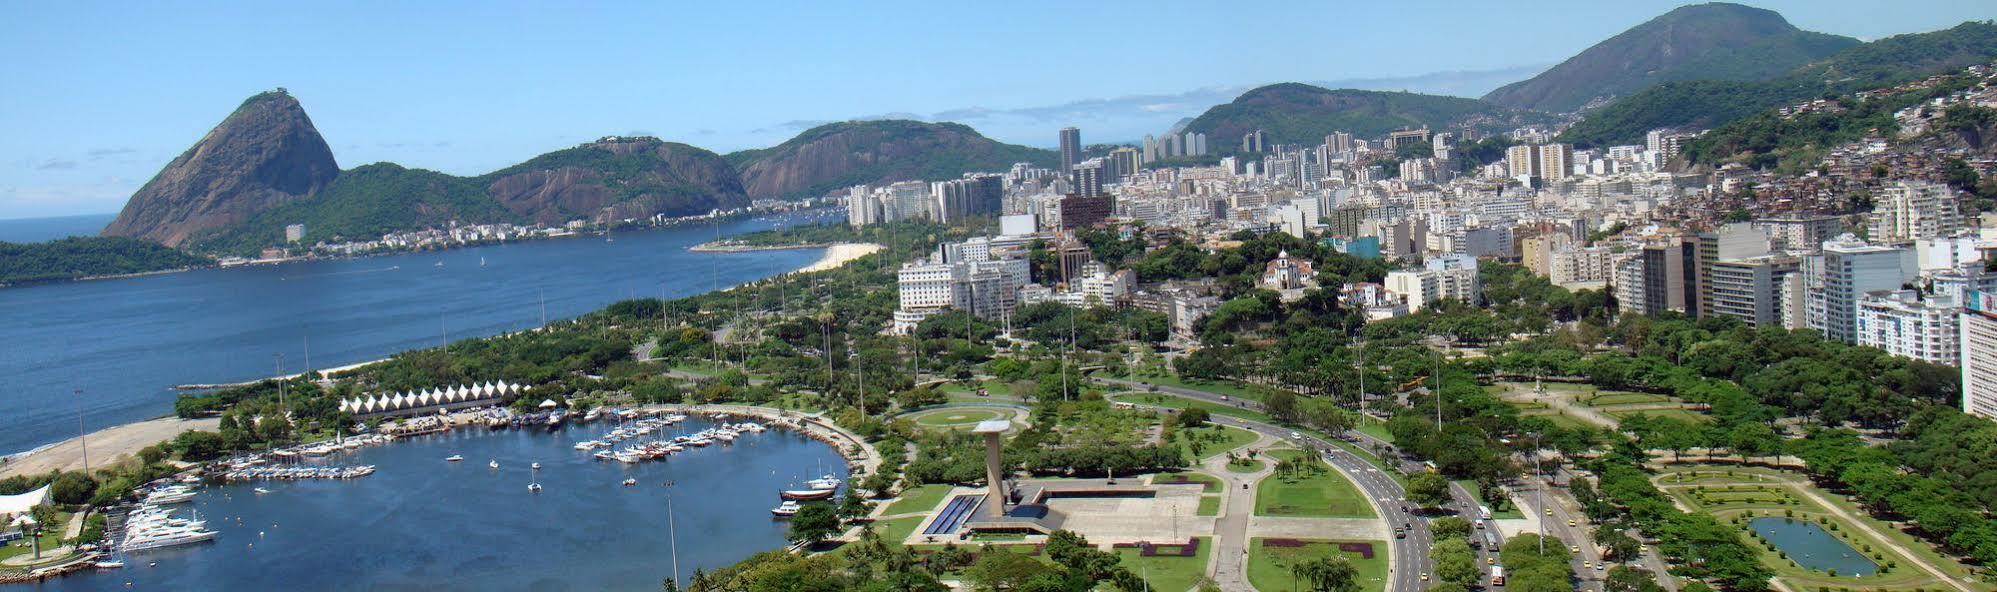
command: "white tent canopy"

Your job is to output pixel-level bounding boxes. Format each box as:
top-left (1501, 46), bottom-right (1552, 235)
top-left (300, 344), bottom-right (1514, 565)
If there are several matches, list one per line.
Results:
top-left (0, 484), bottom-right (50, 518)
top-left (538, 399), bottom-right (558, 408)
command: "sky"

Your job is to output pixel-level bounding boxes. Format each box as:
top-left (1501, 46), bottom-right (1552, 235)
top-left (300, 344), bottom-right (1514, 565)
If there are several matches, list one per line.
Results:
top-left (2, 1), bottom-right (1992, 219)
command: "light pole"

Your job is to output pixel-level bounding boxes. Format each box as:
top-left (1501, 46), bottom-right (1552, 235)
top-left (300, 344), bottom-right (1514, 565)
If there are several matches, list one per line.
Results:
top-left (1533, 432), bottom-right (1545, 555)
top-left (663, 480), bottom-right (681, 587)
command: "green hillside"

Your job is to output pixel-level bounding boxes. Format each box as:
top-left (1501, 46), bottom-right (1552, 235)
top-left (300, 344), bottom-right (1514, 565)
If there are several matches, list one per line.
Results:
top-left (0, 236), bottom-right (213, 284)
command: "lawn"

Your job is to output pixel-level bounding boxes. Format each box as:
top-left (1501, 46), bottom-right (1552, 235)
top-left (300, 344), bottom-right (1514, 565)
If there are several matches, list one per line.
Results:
top-left (1114, 393), bottom-right (1271, 423)
top-left (1128, 374), bottom-right (1271, 401)
top-left (1198, 495), bottom-right (1220, 516)
top-left (1247, 538), bottom-right (1388, 592)
top-left (1254, 449), bottom-right (1374, 519)
top-left (1606, 408), bottom-right (1712, 424)
top-left (873, 515), bottom-right (924, 543)
top-left (884, 484), bottom-right (955, 516)
top-left (1175, 424), bottom-right (1260, 462)
top-left (1453, 480), bottom-right (1523, 519)
top-left (1115, 537), bottom-right (1212, 592)
top-left (1152, 471), bottom-right (1222, 493)
top-left (1119, 376), bottom-right (1393, 442)
top-left (0, 513), bottom-right (70, 565)
top-left (906, 407), bottom-right (1007, 427)
top-left (1227, 458), bottom-right (1266, 473)
top-left (1581, 392), bottom-right (1672, 407)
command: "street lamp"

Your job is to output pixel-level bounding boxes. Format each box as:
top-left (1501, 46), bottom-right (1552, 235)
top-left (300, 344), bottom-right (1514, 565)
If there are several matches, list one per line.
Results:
top-left (662, 480), bottom-right (681, 588)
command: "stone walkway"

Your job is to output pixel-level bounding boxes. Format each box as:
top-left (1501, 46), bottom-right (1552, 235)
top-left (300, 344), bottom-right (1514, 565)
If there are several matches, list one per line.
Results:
top-left (1203, 431), bottom-right (1278, 592)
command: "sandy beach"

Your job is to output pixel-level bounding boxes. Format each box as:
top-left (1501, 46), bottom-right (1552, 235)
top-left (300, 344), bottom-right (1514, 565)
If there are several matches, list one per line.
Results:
top-left (0, 416), bottom-right (218, 478)
top-left (795, 242), bottom-right (884, 273)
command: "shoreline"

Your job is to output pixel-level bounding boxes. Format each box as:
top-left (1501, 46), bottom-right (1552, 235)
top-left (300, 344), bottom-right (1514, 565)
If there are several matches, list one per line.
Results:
top-left (6, 239), bottom-right (885, 466)
top-left (0, 416), bottom-right (219, 478)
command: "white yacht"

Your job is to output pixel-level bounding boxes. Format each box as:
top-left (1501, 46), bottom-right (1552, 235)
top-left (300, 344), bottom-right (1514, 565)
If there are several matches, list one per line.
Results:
top-left (807, 475), bottom-right (841, 491)
top-left (770, 500), bottom-right (801, 517)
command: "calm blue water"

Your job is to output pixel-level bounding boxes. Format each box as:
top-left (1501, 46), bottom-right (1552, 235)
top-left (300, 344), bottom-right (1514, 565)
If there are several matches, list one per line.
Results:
top-left (0, 213), bottom-right (116, 243)
top-left (0, 216), bottom-right (832, 456)
top-left (32, 416), bottom-right (850, 591)
top-left (1749, 517), bottom-right (1878, 576)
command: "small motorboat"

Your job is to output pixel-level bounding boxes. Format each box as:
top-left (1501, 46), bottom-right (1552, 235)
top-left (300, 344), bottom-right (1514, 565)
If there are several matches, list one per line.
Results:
top-left (488, 460), bottom-right (499, 469)
top-left (781, 488), bottom-right (836, 501)
top-left (253, 487), bottom-right (272, 495)
top-left (528, 483), bottom-right (543, 493)
top-left (445, 455), bottom-right (464, 462)
top-left (622, 478), bottom-right (638, 487)
top-left (94, 560), bottom-right (126, 569)
top-left (770, 500), bottom-right (801, 517)
top-left (530, 462), bottom-right (542, 470)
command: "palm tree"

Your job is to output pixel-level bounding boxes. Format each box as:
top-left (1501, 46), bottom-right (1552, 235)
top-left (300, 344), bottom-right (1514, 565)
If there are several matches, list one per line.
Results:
top-left (1290, 555), bottom-right (1359, 592)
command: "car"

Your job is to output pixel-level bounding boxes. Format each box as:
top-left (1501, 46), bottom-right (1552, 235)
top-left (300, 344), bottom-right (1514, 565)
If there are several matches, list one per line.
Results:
top-left (1394, 528), bottom-right (1406, 539)
top-left (1486, 556), bottom-right (1495, 565)
top-left (1420, 573), bottom-right (1429, 582)
top-left (1595, 562), bottom-right (1606, 572)
top-left (1220, 395), bottom-right (1229, 401)
top-left (1569, 545), bottom-right (1579, 553)
top-left (1289, 431), bottom-right (1301, 439)
top-left (1545, 508), bottom-right (1553, 516)
top-left (1583, 561), bottom-right (1592, 569)
top-left (1567, 519), bottom-right (1576, 527)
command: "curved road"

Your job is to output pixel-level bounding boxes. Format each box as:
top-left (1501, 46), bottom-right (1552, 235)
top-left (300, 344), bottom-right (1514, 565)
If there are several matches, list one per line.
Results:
top-left (1100, 377), bottom-right (1436, 592)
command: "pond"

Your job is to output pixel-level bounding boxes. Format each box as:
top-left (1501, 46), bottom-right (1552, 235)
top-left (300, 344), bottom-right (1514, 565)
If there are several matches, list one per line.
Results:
top-left (1749, 517), bottom-right (1878, 576)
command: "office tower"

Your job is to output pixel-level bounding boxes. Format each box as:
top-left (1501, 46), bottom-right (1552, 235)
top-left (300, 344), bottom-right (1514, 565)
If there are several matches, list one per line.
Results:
top-left (1962, 290), bottom-right (1997, 419)
top-left (1869, 181), bottom-right (1963, 243)
top-left (1071, 159), bottom-right (1107, 198)
top-left (1058, 127), bottom-right (1081, 175)
top-left (1706, 256), bottom-right (1799, 327)
top-left (1538, 143), bottom-right (1574, 181)
top-left (1058, 194), bottom-right (1113, 230)
top-left (1810, 237), bottom-right (1913, 343)
top-left (1506, 144), bottom-right (1539, 179)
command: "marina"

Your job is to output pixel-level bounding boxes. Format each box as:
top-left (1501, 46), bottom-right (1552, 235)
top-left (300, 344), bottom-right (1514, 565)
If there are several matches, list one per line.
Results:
top-left (32, 414), bottom-right (850, 591)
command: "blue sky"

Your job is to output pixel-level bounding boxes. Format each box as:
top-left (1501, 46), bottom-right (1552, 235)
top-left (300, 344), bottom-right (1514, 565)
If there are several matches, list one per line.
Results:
top-left (2, 1), bottom-right (1991, 219)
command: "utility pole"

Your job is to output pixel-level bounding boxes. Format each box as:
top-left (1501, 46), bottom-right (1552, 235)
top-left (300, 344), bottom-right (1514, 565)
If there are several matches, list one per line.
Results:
top-left (74, 388), bottom-right (88, 474)
top-left (1534, 432), bottom-right (1545, 555)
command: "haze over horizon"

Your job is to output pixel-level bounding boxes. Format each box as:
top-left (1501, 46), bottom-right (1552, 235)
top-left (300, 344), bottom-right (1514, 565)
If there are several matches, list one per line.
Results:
top-left (3, 0), bottom-right (1991, 220)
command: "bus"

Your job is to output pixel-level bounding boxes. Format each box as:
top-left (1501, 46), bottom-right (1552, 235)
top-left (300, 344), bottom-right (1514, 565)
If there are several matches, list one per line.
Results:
top-left (1491, 565), bottom-right (1505, 586)
top-left (1478, 505), bottom-right (1493, 521)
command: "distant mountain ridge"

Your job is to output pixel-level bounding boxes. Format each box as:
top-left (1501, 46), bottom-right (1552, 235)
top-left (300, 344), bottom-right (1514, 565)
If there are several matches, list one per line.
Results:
top-left (1182, 83), bottom-right (1544, 152)
top-left (1559, 20), bottom-right (1997, 147)
top-left (728, 120), bottom-right (1057, 199)
top-left (1484, 3), bottom-right (1858, 113)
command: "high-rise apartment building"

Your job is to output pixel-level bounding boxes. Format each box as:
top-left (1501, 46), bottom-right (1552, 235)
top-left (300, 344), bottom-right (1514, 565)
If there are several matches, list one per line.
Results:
top-left (1506, 144), bottom-right (1539, 180)
top-left (1755, 214), bottom-right (1843, 252)
top-left (1856, 290), bottom-right (1960, 365)
top-left (1868, 181), bottom-right (1963, 244)
top-left (1960, 290), bottom-right (1997, 419)
top-left (1058, 127), bottom-right (1081, 175)
top-left (1809, 237), bottom-right (1913, 343)
top-left (1241, 130), bottom-right (1267, 154)
top-left (1706, 256), bottom-right (1799, 327)
top-left (1071, 159), bottom-right (1107, 198)
top-left (1538, 143), bottom-right (1574, 181)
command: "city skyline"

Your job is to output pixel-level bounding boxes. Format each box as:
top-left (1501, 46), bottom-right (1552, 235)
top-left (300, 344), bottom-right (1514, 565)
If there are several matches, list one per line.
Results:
top-left (4, 0), bottom-right (1993, 219)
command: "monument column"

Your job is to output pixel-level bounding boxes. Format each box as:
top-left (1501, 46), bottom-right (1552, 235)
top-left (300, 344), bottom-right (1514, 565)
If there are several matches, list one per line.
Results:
top-left (973, 420), bottom-right (1012, 520)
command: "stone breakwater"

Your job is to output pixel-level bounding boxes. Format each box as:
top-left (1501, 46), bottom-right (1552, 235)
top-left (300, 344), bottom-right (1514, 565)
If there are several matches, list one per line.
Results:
top-left (648, 404), bottom-right (882, 480)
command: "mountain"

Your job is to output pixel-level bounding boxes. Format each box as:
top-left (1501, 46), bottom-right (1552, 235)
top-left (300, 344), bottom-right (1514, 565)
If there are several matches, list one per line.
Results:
top-left (1561, 21), bottom-right (1997, 147)
top-left (729, 120), bottom-right (1056, 199)
top-left (187, 136), bottom-right (746, 254)
top-left (103, 91), bottom-right (339, 247)
top-left (1484, 3), bottom-right (1857, 113)
top-left (104, 91), bottom-right (748, 255)
top-left (1182, 84), bottom-right (1535, 152)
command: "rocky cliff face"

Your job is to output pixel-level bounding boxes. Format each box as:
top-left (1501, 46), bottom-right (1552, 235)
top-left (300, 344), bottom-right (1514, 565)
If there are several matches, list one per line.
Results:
top-left (103, 91), bottom-right (338, 247)
top-left (732, 120), bottom-right (1055, 199)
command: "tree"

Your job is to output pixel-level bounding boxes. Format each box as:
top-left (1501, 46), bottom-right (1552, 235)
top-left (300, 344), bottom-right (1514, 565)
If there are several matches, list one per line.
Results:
top-left (1597, 528), bottom-right (1641, 562)
top-left (1603, 565), bottom-right (1667, 592)
top-left (785, 503), bottom-right (842, 546)
top-left (49, 472), bottom-right (97, 505)
top-left (965, 551), bottom-right (1044, 591)
top-left (1176, 407), bottom-right (1212, 428)
top-left (1432, 538), bottom-right (1480, 586)
top-left (1265, 390), bottom-right (1300, 423)
top-left (1290, 554), bottom-right (1360, 592)
top-left (1431, 516), bottom-right (1473, 541)
top-left (1407, 472), bottom-right (1452, 508)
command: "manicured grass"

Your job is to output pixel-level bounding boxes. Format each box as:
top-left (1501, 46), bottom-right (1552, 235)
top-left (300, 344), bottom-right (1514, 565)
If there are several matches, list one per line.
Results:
top-left (1152, 471), bottom-right (1223, 493)
top-left (1114, 393), bottom-right (1271, 422)
top-left (874, 515), bottom-right (924, 543)
top-left (1580, 392), bottom-right (1672, 407)
top-left (1227, 458), bottom-right (1266, 473)
top-left (1522, 410), bottom-right (1595, 431)
top-left (1133, 374), bottom-right (1271, 401)
top-left (1453, 480), bottom-right (1523, 519)
top-left (1115, 536), bottom-right (1212, 592)
top-left (906, 407), bottom-right (1007, 427)
top-left (884, 484), bottom-right (955, 516)
top-left (1198, 495), bottom-right (1221, 516)
top-left (1606, 408), bottom-right (1712, 424)
top-left (1254, 449), bottom-right (1375, 519)
top-left (1247, 538), bottom-right (1389, 592)
top-left (1175, 424), bottom-right (1260, 462)
top-left (0, 512), bottom-right (70, 564)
